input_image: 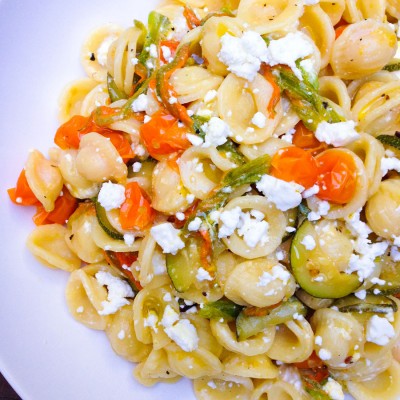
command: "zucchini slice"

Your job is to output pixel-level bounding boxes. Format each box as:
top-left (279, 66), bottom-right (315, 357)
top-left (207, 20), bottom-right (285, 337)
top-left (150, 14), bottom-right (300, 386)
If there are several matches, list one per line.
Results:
top-left (166, 236), bottom-right (201, 292)
top-left (290, 220), bottom-right (361, 298)
top-left (370, 256), bottom-right (400, 295)
top-left (94, 199), bottom-right (124, 241)
top-left (282, 207), bottom-right (299, 242)
top-left (236, 297), bottom-right (307, 341)
top-left (333, 293), bottom-right (398, 314)
top-left (199, 299), bottom-right (243, 322)
top-left (377, 134), bottom-right (400, 151)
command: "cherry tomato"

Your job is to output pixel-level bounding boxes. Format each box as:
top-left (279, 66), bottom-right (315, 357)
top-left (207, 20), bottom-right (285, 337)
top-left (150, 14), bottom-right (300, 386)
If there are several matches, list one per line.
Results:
top-left (119, 182), bottom-right (155, 230)
top-left (271, 146), bottom-right (319, 189)
top-left (140, 110), bottom-right (191, 160)
top-left (316, 149), bottom-right (357, 204)
top-left (33, 187), bottom-right (78, 225)
top-left (8, 169), bottom-right (39, 206)
top-left (292, 121), bottom-right (328, 155)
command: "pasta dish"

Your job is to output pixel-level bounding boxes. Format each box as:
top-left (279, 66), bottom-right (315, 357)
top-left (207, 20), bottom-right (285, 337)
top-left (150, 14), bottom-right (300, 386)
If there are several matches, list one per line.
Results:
top-left (7, 0), bottom-right (400, 399)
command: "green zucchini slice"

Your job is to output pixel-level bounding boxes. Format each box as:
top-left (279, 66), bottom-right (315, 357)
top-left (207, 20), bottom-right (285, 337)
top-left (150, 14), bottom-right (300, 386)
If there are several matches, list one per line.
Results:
top-left (290, 220), bottom-right (361, 298)
top-left (333, 293), bottom-right (398, 314)
top-left (236, 297), bottom-right (307, 341)
top-left (199, 299), bottom-right (243, 322)
top-left (94, 199), bottom-right (124, 241)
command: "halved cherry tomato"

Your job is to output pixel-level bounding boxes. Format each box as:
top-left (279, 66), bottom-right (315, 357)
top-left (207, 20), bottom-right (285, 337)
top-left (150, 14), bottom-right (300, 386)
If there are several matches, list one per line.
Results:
top-left (271, 146), bottom-right (319, 189)
top-left (316, 149), bottom-right (357, 204)
top-left (54, 108), bottom-right (134, 161)
top-left (140, 110), bottom-right (191, 160)
top-left (292, 121), bottom-right (328, 155)
top-left (32, 187), bottom-right (78, 226)
top-left (8, 169), bottom-right (39, 206)
top-left (119, 182), bottom-right (155, 230)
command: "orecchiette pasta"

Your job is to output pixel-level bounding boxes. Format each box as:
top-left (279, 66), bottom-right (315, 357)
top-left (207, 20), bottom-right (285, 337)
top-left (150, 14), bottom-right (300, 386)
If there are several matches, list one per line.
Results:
top-left (10, 0), bottom-right (400, 399)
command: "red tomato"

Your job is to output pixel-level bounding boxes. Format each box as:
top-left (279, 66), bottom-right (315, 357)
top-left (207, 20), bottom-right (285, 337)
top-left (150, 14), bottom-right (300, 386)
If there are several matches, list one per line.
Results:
top-left (8, 169), bottom-right (39, 206)
top-left (270, 146), bottom-right (319, 189)
top-left (140, 110), bottom-right (191, 160)
top-left (316, 149), bottom-right (357, 204)
top-left (119, 182), bottom-right (155, 230)
top-left (292, 122), bottom-right (328, 155)
top-left (33, 187), bottom-right (78, 225)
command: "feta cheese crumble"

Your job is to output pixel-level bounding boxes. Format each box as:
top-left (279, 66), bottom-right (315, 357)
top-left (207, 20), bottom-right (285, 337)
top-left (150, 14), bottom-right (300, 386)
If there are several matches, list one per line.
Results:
top-left (196, 267), bottom-right (213, 281)
top-left (251, 112), bottom-right (267, 128)
top-left (131, 93), bottom-right (149, 112)
top-left (366, 315), bottom-right (395, 346)
top-left (188, 217), bottom-right (202, 232)
top-left (201, 117), bottom-right (232, 147)
top-left (150, 223), bottom-right (185, 255)
top-left (256, 265), bottom-right (291, 287)
top-left (315, 121), bottom-right (360, 147)
top-left (381, 156), bottom-right (400, 176)
top-left (218, 207), bottom-right (270, 248)
top-left (95, 271), bottom-right (134, 315)
top-left (301, 235), bottom-right (316, 250)
top-left (218, 31), bottom-right (269, 81)
top-left (318, 348), bottom-right (332, 360)
top-left (98, 181), bottom-right (126, 211)
top-left (161, 305), bottom-right (199, 352)
top-left (323, 378), bottom-right (344, 400)
top-left (256, 175), bottom-right (304, 211)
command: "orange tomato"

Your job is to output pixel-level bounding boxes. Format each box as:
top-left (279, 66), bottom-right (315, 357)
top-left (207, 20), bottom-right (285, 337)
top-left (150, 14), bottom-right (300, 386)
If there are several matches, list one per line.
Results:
top-left (140, 110), bottom-right (191, 160)
top-left (119, 182), bottom-right (155, 230)
top-left (8, 169), bottom-right (39, 206)
top-left (270, 146), bottom-right (319, 189)
top-left (292, 121), bottom-right (328, 155)
top-left (54, 109), bottom-right (134, 160)
top-left (32, 187), bottom-right (78, 226)
top-left (316, 149), bottom-right (357, 204)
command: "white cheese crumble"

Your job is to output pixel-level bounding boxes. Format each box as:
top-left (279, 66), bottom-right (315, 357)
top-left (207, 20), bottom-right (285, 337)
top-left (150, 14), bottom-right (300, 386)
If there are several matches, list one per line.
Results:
top-left (161, 305), bottom-right (199, 352)
top-left (391, 246), bottom-right (400, 262)
top-left (381, 156), bottom-right (400, 176)
top-left (95, 271), bottom-right (134, 315)
top-left (315, 335), bottom-right (323, 346)
top-left (280, 128), bottom-right (295, 144)
top-left (201, 117), bottom-right (232, 147)
top-left (301, 235), bottom-right (316, 250)
top-left (322, 378), bottom-right (344, 400)
top-left (315, 121), bottom-right (360, 147)
top-left (265, 32), bottom-right (314, 80)
top-left (302, 184), bottom-right (320, 198)
top-left (123, 233), bottom-right (135, 247)
top-left (149, 43), bottom-right (158, 58)
top-left (218, 207), bottom-right (270, 248)
top-left (196, 267), bottom-right (213, 281)
top-left (98, 181), bottom-right (126, 211)
top-left (163, 292), bottom-right (172, 302)
top-left (186, 133), bottom-right (204, 147)
top-left (150, 223), bottom-right (185, 255)
top-left (304, 0), bottom-right (320, 4)
top-left (256, 175), bottom-right (304, 211)
top-left (218, 31), bottom-right (269, 81)
top-left (175, 212), bottom-right (185, 221)
top-left (96, 36), bottom-right (118, 66)
top-left (152, 251), bottom-right (167, 275)
top-left (144, 312), bottom-right (159, 332)
top-left (318, 348), bottom-right (332, 360)
top-left (366, 315), bottom-right (395, 346)
top-left (131, 93), bottom-right (149, 112)
top-left (188, 217), bottom-right (202, 232)
top-left (256, 265), bottom-right (291, 287)
top-left (251, 112), bottom-right (267, 128)
top-left (307, 199), bottom-right (330, 221)
top-left (161, 45), bottom-right (173, 63)
top-left (354, 290), bottom-right (367, 300)
top-left (132, 162), bottom-right (142, 173)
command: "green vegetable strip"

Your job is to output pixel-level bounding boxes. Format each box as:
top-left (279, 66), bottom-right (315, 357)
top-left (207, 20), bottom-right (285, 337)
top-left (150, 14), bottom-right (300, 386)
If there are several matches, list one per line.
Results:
top-left (107, 73), bottom-right (128, 102)
top-left (217, 140), bottom-right (246, 166)
top-left (197, 154), bottom-right (270, 213)
top-left (137, 12), bottom-right (171, 77)
top-left (377, 134), bottom-right (400, 150)
top-left (273, 66), bottom-right (343, 131)
top-left (301, 376), bottom-right (330, 400)
top-left (383, 60), bottom-right (400, 72)
top-left (199, 299), bottom-right (243, 321)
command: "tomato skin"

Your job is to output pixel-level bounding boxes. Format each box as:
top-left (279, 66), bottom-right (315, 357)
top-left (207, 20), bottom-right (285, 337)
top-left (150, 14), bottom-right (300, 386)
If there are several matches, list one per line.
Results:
top-left (316, 149), bottom-right (357, 204)
top-left (140, 110), bottom-right (191, 160)
top-left (292, 122), bottom-right (328, 156)
top-left (54, 109), bottom-right (134, 160)
top-left (8, 169), bottom-right (39, 206)
top-left (119, 182), bottom-right (155, 230)
top-left (271, 146), bottom-right (319, 189)
top-left (33, 187), bottom-right (78, 226)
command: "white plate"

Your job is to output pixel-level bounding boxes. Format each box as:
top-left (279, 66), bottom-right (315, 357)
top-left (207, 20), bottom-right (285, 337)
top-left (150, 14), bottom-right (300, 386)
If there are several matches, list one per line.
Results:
top-left (0, 1), bottom-right (194, 399)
